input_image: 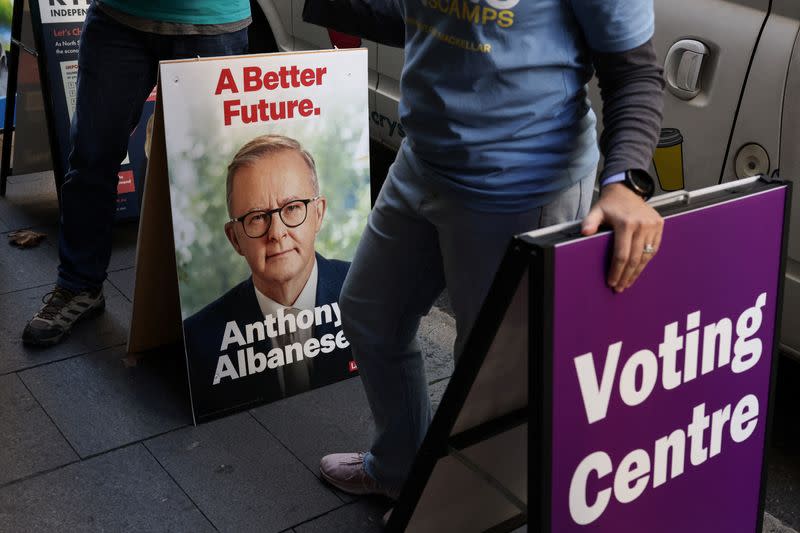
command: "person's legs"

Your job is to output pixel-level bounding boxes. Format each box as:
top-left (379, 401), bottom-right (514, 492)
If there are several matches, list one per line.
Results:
top-left (27, 14), bottom-right (249, 347)
top-left (23, 6), bottom-right (158, 346)
top-left (57, 5), bottom-right (159, 293)
top-left (437, 172), bottom-right (595, 358)
top-left (321, 150), bottom-right (446, 494)
top-left (322, 161), bottom-right (595, 495)
top-left (58, 19), bottom-right (248, 293)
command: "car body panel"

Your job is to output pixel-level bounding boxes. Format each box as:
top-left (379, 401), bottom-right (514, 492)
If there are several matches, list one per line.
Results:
top-left (649, 0), bottom-right (770, 192)
top-left (776, 2), bottom-right (800, 357)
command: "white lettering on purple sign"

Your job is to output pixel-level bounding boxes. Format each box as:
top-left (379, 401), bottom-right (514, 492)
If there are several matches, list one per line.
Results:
top-left (567, 292), bottom-right (767, 525)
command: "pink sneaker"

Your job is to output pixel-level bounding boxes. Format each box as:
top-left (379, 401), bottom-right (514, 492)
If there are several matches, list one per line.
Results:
top-left (320, 452), bottom-right (400, 500)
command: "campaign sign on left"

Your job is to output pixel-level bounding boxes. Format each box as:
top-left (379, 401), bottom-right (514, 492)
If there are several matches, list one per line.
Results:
top-left (549, 185), bottom-right (788, 532)
top-left (30, 0), bottom-right (153, 220)
top-left (160, 49), bottom-right (370, 422)
top-left (1, 0), bottom-right (12, 114)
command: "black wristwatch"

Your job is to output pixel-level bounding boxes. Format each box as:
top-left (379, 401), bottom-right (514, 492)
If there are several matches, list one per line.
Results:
top-left (620, 169), bottom-right (655, 201)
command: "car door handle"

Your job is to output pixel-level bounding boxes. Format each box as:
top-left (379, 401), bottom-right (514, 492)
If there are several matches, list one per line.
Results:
top-left (664, 39), bottom-right (709, 100)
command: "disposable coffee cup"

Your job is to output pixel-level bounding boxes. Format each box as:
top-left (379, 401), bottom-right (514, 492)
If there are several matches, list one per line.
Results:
top-left (653, 128), bottom-right (685, 191)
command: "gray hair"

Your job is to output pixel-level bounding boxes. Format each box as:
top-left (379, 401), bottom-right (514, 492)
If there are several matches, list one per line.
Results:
top-left (226, 134), bottom-right (318, 216)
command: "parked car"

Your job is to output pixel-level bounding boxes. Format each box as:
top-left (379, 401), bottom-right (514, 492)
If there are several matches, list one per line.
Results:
top-left (252, 0), bottom-right (800, 358)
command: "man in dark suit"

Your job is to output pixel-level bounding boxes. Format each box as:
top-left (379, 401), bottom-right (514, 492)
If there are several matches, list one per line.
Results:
top-left (184, 135), bottom-right (354, 421)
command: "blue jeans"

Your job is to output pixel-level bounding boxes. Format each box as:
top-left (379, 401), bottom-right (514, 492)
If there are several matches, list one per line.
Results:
top-left (57, 4), bottom-right (248, 292)
top-left (340, 146), bottom-right (594, 490)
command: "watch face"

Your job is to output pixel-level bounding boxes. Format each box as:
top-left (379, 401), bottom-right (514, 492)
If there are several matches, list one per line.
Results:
top-left (629, 170), bottom-right (655, 197)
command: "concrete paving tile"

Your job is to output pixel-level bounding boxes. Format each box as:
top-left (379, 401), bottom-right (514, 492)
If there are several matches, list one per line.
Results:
top-left (0, 282), bottom-right (131, 375)
top-left (767, 445), bottom-right (800, 532)
top-left (107, 266), bottom-right (135, 301)
top-left (19, 345), bottom-right (191, 458)
top-left (251, 377), bottom-right (374, 477)
top-left (294, 500), bottom-right (387, 533)
top-left (0, 228), bottom-right (59, 295)
top-left (0, 171), bottom-right (60, 231)
top-left (0, 374), bottom-right (78, 485)
top-left (764, 513), bottom-right (800, 533)
top-left (145, 412), bottom-right (342, 533)
top-left (0, 444), bottom-right (215, 532)
top-left (419, 307), bottom-right (456, 383)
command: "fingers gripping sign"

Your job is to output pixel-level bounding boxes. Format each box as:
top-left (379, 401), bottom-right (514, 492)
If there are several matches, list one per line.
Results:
top-left (580, 183), bottom-right (664, 293)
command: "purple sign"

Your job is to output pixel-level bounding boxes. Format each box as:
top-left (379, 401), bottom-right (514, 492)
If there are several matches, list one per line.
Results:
top-left (550, 187), bottom-right (787, 531)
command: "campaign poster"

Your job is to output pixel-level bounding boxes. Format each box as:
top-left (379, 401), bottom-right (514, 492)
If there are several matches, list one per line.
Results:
top-left (0, 0), bottom-right (11, 119)
top-left (29, 0), bottom-right (152, 219)
top-left (160, 49), bottom-right (370, 422)
top-left (549, 186), bottom-right (787, 532)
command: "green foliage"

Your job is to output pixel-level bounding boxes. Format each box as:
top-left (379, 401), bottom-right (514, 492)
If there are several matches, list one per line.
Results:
top-left (0, 0), bottom-right (13, 51)
top-left (0, 0), bottom-right (12, 27)
top-left (169, 109), bottom-right (370, 318)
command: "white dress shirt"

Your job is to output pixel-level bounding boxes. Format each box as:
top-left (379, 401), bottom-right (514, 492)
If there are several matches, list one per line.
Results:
top-left (254, 260), bottom-right (318, 397)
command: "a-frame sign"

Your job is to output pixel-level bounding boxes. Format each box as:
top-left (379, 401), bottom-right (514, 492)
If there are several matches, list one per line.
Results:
top-left (387, 176), bottom-right (790, 533)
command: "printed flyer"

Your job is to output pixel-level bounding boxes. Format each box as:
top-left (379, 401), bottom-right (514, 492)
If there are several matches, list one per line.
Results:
top-left (29, 0), bottom-right (151, 219)
top-left (159, 49), bottom-right (370, 421)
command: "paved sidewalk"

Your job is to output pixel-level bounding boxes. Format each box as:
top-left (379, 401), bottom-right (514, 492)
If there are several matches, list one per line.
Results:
top-left (1, 172), bottom-right (798, 532)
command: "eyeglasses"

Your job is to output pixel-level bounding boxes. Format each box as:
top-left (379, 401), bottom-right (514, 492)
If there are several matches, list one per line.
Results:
top-left (231, 196), bottom-right (320, 238)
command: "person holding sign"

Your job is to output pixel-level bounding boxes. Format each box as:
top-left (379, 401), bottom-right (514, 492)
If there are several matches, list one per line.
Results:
top-left (183, 135), bottom-right (353, 416)
top-left (22, 1), bottom-right (251, 346)
top-left (319, 0), bottom-right (665, 501)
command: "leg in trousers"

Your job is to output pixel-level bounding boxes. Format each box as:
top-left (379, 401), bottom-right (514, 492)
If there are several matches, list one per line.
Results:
top-left (338, 151), bottom-right (447, 491)
top-left (57, 5), bottom-right (159, 292)
top-left (327, 151), bottom-right (594, 493)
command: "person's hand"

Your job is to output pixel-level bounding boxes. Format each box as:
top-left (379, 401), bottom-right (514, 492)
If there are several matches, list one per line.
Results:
top-left (580, 183), bottom-right (663, 293)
